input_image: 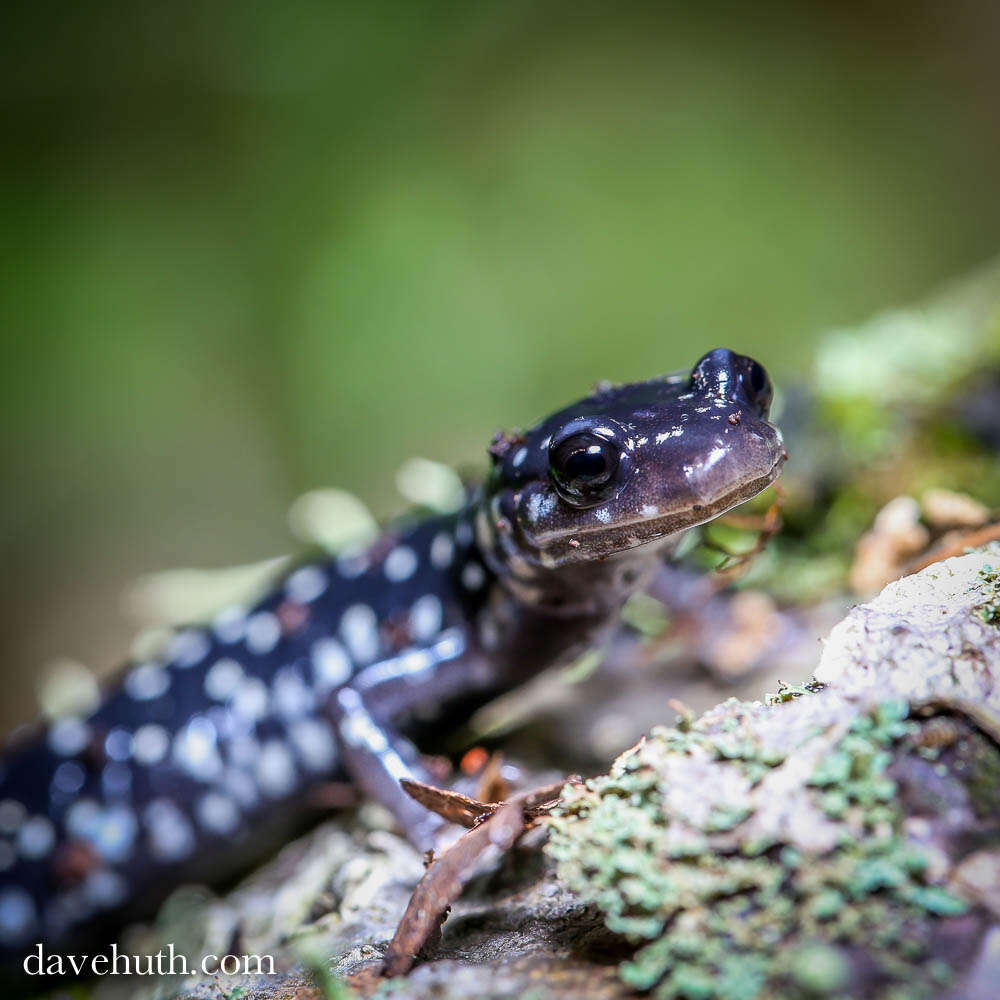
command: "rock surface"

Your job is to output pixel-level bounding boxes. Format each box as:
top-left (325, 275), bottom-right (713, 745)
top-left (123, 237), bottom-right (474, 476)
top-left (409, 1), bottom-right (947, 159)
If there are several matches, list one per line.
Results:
top-left (816, 546), bottom-right (1000, 709)
top-left (548, 547), bottom-right (1000, 1000)
top-left (80, 547), bottom-right (1000, 1000)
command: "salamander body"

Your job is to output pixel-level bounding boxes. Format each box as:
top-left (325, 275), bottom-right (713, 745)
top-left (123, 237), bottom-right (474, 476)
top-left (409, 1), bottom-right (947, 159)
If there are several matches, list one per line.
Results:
top-left (0, 348), bottom-right (785, 964)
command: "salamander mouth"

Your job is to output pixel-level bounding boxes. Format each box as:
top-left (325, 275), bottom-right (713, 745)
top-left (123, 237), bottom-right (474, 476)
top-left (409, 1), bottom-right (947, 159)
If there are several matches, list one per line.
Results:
top-left (575, 455), bottom-right (785, 549)
top-left (631, 453), bottom-right (785, 541)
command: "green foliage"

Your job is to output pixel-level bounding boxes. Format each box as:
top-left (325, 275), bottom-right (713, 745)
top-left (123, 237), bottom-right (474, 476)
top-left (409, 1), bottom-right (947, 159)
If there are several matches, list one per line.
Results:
top-left (621, 592), bottom-right (673, 638)
top-left (8, 2), bottom-right (1000, 732)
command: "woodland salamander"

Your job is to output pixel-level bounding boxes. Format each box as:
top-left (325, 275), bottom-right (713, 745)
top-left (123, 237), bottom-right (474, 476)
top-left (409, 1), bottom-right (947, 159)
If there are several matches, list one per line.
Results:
top-left (0, 348), bottom-right (785, 961)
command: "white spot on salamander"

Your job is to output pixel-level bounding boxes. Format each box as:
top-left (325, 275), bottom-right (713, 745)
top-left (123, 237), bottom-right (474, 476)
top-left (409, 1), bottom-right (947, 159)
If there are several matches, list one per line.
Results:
top-left (169, 629), bottom-right (210, 668)
top-left (124, 662), bottom-right (170, 702)
top-left (512, 446), bottom-right (528, 467)
top-left (196, 792), bottom-right (241, 835)
top-left (641, 504), bottom-right (659, 518)
top-left (132, 724), bottom-right (169, 765)
top-left (0, 888), bottom-right (36, 943)
top-left (272, 667), bottom-right (315, 719)
top-left (336, 544), bottom-right (369, 579)
top-left (655, 428), bottom-right (684, 443)
top-left (104, 728), bottom-right (132, 761)
top-left (430, 532), bottom-right (454, 569)
top-left (144, 799), bottom-right (195, 862)
top-left (340, 604), bottom-right (379, 663)
top-left (256, 741), bottom-right (297, 798)
top-left (48, 717), bottom-right (91, 756)
top-left (284, 564), bottom-right (328, 604)
top-left (66, 801), bottom-right (138, 863)
top-left (51, 761), bottom-right (86, 796)
top-left (173, 717), bottom-right (222, 782)
top-left (461, 562), bottom-right (486, 591)
top-left (527, 493), bottom-right (543, 524)
top-left (221, 767), bottom-right (259, 808)
top-left (528, 491), bottom-right (558, 524)
top-left (409, 594), bottom-right (443, 641)
top-left (245, 611), bottom-right (281, 655)
top-left (213, 606), bottom-right (247, 644)
top-left (232, 677), bottom-right (269, 721)
top-left (384, 545), bottom-right (418, 582)
top-left (289, 718), bottom-right (337, 772)
top-left (204, 658), bottom-right (244, 701)
top-left (311, 637), bottom-right (352, 691)
top-left (593, 507), bottom-right (611, 524)
top-left (65, 799), bottom-right (101, 839)
top-left (17, 816), bottom-right (56, 859)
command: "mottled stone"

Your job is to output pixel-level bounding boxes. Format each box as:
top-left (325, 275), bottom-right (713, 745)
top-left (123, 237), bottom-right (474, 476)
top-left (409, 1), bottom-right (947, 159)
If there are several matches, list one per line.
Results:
top-left (83, 547), bottom-right (1000, 1000)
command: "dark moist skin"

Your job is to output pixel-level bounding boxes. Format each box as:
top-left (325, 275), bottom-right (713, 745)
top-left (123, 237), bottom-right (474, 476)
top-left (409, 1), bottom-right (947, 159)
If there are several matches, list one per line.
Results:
top-left (0, 348), bottom-right (785, 962)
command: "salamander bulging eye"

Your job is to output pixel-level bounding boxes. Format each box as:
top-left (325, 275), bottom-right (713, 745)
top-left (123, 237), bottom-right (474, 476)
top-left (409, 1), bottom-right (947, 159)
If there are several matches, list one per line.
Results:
top-left (548, 432), bottom-right (621, 507)
top-left (741, 360), bottom-right (773, 414)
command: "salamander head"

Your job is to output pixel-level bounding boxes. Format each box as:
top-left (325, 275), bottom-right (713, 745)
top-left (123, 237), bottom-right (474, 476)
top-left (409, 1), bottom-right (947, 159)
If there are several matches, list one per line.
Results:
top-left (485, 348), bottom-right (786, 569)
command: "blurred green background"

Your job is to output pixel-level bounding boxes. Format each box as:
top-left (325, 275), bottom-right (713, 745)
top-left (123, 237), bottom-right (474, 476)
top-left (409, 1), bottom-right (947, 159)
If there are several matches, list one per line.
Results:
top-left (3, 0), bottom-right (1000, 728)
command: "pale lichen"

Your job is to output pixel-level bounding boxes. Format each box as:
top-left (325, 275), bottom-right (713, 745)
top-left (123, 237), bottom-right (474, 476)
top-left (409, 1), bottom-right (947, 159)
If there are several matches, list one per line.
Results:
top-left (546, 548), bottom-right (1000, 1000)
top-left (979, 562), bottom-right (1000, 626)
top-left (547, 696), bottom-right (991, 999)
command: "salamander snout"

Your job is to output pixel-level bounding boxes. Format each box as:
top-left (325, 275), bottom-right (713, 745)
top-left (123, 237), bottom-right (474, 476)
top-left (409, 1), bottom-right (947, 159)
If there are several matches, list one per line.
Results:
top-left (691, 348), bottom-right (773, 417)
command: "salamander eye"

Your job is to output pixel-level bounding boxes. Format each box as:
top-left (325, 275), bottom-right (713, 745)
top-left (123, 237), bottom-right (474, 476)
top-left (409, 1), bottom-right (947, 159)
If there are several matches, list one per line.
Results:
top-left (741, 360), bottom-right (772, 414)
top-left (548, 431), bottom-right (621, 507)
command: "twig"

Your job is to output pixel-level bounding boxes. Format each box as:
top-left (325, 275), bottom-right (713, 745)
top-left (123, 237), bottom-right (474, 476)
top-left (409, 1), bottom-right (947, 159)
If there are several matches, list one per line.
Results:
top-left (707, 489), bottom-right (784, 589)
top-left (378, 779), bottom-right (573, 978)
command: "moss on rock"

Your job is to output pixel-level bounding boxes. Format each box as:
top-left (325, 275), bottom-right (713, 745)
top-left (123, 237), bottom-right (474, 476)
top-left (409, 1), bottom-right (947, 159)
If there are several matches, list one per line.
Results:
top-left (547, 691), bottom-right (995, 1000)
top-left (546, 542), bottom-right (1000, 1000)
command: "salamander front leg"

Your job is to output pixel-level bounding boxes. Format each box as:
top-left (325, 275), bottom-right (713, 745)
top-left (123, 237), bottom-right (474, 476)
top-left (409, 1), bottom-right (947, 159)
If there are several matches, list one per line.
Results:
top-left (330, 686), bottom-right (445, 853)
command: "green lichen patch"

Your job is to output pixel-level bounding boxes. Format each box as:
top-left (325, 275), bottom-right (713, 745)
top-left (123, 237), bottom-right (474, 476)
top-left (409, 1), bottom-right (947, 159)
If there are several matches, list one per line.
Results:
top-left (546, 695), bottom-right (986, 1000)
top-left (977, 562), bottom-right (1000, 625)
